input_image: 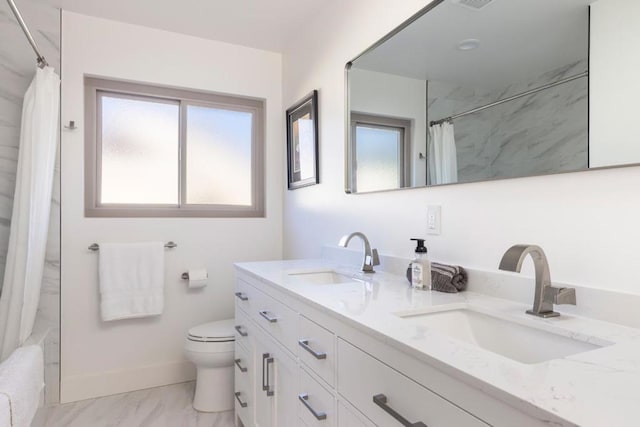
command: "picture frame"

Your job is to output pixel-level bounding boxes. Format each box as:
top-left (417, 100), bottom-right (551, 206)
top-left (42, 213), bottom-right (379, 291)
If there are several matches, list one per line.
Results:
top-left (286, 90), bottom-right (319, 190)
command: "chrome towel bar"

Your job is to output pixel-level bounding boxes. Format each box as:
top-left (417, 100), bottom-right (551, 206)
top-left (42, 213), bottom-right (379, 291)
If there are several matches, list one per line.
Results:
top-left (88, 241), bottom-right (177, 251)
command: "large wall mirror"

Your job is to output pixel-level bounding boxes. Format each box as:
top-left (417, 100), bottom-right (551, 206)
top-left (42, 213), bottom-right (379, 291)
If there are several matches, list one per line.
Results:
top-left (346, 0), bottom-right (637, 193)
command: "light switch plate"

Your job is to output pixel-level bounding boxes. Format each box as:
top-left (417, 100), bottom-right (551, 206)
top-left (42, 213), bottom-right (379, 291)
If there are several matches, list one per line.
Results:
top-left (427, 205), bottom-right (441, 235)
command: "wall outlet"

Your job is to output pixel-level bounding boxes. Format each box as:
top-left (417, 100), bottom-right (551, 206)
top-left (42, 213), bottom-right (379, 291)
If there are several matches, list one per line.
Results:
top-left (427, 205), bottom-right (441, 235)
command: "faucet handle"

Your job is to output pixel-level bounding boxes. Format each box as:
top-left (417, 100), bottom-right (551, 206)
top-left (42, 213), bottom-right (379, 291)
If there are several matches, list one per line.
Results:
top-left (371, 248), bottom-right (380, 266)
top-left (363, 249), bottom-right (380, 269)
top-left (549, 287), bottom-right (577, 306)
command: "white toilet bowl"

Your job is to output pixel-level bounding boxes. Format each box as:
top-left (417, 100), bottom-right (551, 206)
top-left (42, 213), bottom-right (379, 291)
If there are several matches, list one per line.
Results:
top-left (184, 318), bottom-right (235, 412)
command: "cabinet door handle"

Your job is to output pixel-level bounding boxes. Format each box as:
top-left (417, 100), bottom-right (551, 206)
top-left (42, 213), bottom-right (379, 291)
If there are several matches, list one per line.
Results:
top-left (234, 358), bottom-right (247, 372)
top-left (234, 325), bottom-right (248, 337)
top-left (373, 394), bottom-right (427, 427)
top-left (234, 391), bottom-right (248, 408)
top-left (298, 393), bottom-right (327, 420)
top-left (259, 310), bottom-right (278, 323)
top-left (298, 339), bottom-right (327, 359)
top-left (261, 353), bottom-right (268, 391)
top-left (262, 353), bottom-right (275, 397)
top-left (234, 292), bottom-right (249, 301)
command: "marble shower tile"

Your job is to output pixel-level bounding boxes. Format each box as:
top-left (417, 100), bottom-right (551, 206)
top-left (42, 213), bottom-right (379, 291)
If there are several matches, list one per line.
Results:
top-left (428, 59), bottom-right (588, 184)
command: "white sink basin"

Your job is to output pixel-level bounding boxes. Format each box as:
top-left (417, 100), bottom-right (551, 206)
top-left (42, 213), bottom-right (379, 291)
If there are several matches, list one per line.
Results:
top-left (396, 308), bottom-right (610, 364)
top-left (287, 269), bottom-right (358, 285)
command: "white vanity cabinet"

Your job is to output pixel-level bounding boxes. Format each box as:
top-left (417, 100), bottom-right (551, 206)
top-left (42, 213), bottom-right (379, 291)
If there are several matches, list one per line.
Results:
top-left (298, 366), bottom-right (336, 426)
top-left (337, 400), bottom-right (375, 427)
top-left (234, 291), bottom-right (255, 426)
top-left (234, 341), bottom-right (253, 426)
top-left (235, 270), bottom-right (550, 427)
top-left (235, 279), bottom-right (300, 427)
top-left (250, 283), bottom-right (299, 355)
top-left (253, 331), bottom-right (298, 427)
top-left (298, 315), bottom-right (335, 388)
top-left (337, 339), bottom-right (487, 426)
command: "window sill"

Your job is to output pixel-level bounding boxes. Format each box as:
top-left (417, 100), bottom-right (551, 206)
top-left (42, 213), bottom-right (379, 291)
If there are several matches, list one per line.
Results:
top-left (84, 205), bottom-right (265, 218)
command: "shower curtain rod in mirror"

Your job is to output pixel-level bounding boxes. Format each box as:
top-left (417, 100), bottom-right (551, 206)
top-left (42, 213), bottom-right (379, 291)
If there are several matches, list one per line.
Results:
top-left (5, 0), bottom-right (48, 68)
top-left (429, 70), bottom-right (588, 127)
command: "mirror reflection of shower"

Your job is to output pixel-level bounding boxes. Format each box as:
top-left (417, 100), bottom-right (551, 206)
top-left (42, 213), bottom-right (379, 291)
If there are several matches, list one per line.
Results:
top-left (346, 0), bottom-right (590, 193)
top-left (427, 121), bottom-right (457, 185)
top-left (426, 69), bottom-right (588, 185)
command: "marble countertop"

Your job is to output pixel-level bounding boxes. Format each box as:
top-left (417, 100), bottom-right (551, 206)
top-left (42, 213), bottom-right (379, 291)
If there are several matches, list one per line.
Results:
top-left (235, 258), bottom-right (640, 427)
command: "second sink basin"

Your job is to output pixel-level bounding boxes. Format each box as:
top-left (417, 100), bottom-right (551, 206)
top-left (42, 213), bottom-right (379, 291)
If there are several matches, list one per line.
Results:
top-left (396, 307), bottom-right (610, 364)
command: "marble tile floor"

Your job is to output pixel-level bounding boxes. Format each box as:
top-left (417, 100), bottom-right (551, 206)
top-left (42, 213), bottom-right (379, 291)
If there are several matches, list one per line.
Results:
top-left (40, 382), bottom-right (235, 427)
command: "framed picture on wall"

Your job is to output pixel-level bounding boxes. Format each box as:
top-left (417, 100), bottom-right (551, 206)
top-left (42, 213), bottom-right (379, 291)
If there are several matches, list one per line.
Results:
top-left (286, 90), bottom-right (319, 190)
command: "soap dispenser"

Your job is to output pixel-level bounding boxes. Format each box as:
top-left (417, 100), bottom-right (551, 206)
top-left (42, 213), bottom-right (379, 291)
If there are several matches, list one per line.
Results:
top-left (409, 238), bottom-right (432, 290)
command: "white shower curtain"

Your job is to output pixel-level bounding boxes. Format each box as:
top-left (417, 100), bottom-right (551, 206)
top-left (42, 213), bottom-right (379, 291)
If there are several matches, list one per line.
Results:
top-left (428, 122), bottom-right (458, 185)
top-left (0, 67), bottom-right (60, 360)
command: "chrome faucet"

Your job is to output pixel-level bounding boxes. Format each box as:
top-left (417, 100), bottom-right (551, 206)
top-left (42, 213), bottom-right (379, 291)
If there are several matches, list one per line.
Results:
top-left (338, 232), bottom-right (380, 273)
top-left (499, 244), bottom-right (576, 318)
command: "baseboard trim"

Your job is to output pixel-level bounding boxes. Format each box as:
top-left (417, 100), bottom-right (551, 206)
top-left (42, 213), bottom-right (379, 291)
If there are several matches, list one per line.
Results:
top-left (60, 360), bottom-right (195, 403)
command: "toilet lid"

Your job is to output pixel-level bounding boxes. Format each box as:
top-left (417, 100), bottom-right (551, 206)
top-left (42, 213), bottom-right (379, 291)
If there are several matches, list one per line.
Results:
top-left (187, 319), bottom-right (235, 343)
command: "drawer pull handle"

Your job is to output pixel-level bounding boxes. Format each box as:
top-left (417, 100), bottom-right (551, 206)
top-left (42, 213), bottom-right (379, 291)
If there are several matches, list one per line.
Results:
top-left (373, 394), bottom-right (427, 427)
top-left (298, 339), bottom-right (327, 360)
top-left (234, 391), bottom-right (248, 408)
top-left (234, 358), bottom-right (248, 372)
top-left (234, 292), bottom-right (249, 301)
top-left (259, 310), bottom-right (278, 323)
top-left (299, 393), bottom-right (327, 421)
top-left (262, 353), bottom-right (275, 397)
top-left (234, 325), bottom-right (248, 337)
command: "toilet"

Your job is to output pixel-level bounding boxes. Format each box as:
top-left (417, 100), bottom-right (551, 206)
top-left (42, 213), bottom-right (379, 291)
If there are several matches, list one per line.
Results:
top-left (184, 318), bottom-right (235, 412)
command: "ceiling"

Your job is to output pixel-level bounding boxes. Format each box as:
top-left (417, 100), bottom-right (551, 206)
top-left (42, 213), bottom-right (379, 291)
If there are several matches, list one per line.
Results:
top-left (352, 0), bottom-right (591, 90)
top-left (52, 0), bottom-right (336, 52)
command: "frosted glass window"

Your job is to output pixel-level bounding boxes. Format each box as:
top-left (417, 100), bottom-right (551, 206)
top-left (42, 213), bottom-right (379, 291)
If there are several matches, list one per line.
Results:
top-left (100, 95), bottom-right (179, 204)
top-left (186, 105), bottom-right (253, 205)
top-left (85, 77), bottom-right (264, 217)
top-left (355, 125), bottom-right (403, 192)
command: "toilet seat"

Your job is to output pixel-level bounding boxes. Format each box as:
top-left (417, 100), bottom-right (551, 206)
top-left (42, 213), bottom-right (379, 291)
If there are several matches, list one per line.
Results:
top-left (187, 319), bottom-right (235, 343)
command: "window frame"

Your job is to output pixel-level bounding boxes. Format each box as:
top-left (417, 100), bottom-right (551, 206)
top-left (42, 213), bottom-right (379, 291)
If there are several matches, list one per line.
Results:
top-left (84, 77), bottom-right (265, 218)
top-left (350, 112), bottom-right (412, 192)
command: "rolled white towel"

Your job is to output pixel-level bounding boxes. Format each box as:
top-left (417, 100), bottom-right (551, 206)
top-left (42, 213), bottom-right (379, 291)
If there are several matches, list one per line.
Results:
top-left (0, 345), bottom-right (44, 427)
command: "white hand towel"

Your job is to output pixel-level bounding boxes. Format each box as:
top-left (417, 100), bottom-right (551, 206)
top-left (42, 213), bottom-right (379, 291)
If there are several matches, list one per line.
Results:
top-left (98, 242), bottom-right (165, 321)
top-left (0, 345), bottom-right (44, 427)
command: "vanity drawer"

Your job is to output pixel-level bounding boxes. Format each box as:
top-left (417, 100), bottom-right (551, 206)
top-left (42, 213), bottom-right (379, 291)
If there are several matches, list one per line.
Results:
top-left (338, 401), bottom-right (375, 427)
top-left (299, 315), bottom-right (335, 387)
top-left (234, 308), bottom-right (252, 349)
top-left (337, 339), bottom-right (488, 427)
top-left (299, 368), bottom-right (336, 427)
top-left (234, 341), bottom-right (252, 381)
top-left (235, 279), bottom-right (254, 314)
top-left (234, 342), bottom-right (253, 427)
top-left (251, 286), bottom-right (298, 354)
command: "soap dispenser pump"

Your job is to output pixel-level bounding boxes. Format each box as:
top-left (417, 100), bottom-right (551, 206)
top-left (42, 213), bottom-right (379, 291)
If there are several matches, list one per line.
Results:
top-left (409, 238), bottom-right (432, 290)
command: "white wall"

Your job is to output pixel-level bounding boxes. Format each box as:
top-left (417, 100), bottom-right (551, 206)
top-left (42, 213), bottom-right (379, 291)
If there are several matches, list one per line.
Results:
top-left (589, 0), bottom-right (640, 167)
top-left (282, 0), bottom-right (640, 296)
top-left (61, 12), bottom-right (283, 402)
top-left (350, 68), bottom-right (427, 186)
